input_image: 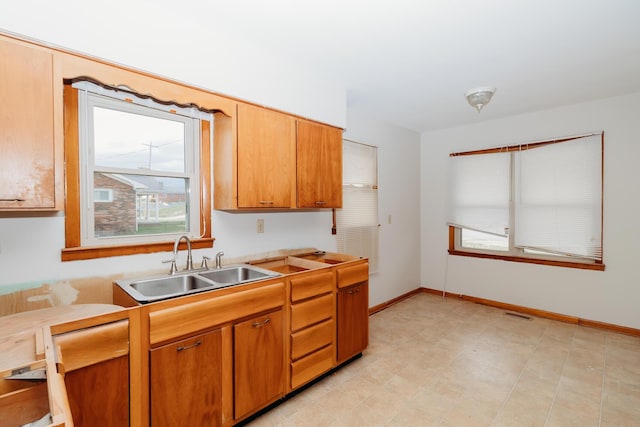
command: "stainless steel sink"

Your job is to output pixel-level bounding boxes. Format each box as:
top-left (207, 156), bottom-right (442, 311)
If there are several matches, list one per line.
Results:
top-left (116, 264), bottom-right (281, 303)
top-left (199, 266), bottom-right (273, 284)
top-left (129, 275), bottom-right (214, 298)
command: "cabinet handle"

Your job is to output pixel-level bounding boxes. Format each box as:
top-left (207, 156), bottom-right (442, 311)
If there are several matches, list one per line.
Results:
top-left (0, 198), bottom-right (26, 202)
top-left (348, 287), bottom-right (361, 295)
top-left (315, 201), bottom-right (327, 205)
top-left (252, 318), bottom-right (271, 328)
top-left (177, 340), bottom-right (201, 351)
top-left (259, 201), bottom-right (274, 205)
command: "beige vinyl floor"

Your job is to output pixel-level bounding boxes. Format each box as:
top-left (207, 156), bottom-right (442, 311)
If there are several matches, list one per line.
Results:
top-left (247, 292), bottom-right (640, 426)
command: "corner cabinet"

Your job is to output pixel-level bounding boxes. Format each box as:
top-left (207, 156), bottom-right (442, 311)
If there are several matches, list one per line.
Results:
top-left (214, 102), bottom-right (342, 210)
top-left (296, 120), bottom-right (343, 208)
top-left (0, 37), bottom-right (60, 210)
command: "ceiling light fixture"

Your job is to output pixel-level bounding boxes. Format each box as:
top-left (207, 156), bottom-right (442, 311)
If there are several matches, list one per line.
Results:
top-left (465, 86), bottom-right (496, 112)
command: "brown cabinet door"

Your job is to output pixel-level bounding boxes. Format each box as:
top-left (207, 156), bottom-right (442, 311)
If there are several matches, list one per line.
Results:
top-left (150, 330), bottom-right (223, 427)
top-left (237, 103), bottom-right (295, 208)
top-left (0, 39), bottom-right (56, 209)
top-left (296, 120), bottom-right (342, 208)
top-left (234, 310), bottom-right (284, 420)
top-left (65, 356), bottom-right (129, 427)
top-left (337, 282), bottom-right (369, 363)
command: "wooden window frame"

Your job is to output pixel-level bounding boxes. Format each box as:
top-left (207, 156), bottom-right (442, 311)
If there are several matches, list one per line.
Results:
top-left (62, 84), bottom-right (213, 261)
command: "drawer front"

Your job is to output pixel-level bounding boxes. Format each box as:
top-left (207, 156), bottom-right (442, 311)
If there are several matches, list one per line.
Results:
top-left (290, 271), bottom-right (334, 302)
top-left (149, 282), bottom-right (285, 345)
top-left (290, 345), bottom-right (333, 389)
top-left (291, 318), bottom-right (334, 361)
top-left (336, 263), bottom-right (369, 288)
top-left (290, 293), bottom-right (333, 332)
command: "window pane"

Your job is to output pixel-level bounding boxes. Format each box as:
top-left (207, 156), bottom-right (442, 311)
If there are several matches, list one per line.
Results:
top-left (461, 228), bottom-right (508, 251)
top-left (93, 173), bottom-right (188, 238)
top-left (93, 107), bottom-right (186, 173)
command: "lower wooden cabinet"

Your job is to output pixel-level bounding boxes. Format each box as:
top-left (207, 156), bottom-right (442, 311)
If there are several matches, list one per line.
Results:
top-left (65, 356), bottom-right (129, 427)
top-left (54, 318), bottom-right (130, 427)
top-left (150, 329), bottom-right (223, 427)
top-left (337, 278), bottom-right (369, 363)
top-left (336, 263), bottom-right (369, 363)
top-left (234, 310), bottom-right (284, 420)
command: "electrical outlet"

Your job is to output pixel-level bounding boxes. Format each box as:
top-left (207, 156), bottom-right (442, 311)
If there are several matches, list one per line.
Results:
top-left (257, 219), bottom-right (264, 233)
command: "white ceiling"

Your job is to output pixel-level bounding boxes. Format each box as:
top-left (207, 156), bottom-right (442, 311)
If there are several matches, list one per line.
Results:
top-left (4, 1), bottom-right (640, 133)
top-left (200, 0), bottom-right (640, 132)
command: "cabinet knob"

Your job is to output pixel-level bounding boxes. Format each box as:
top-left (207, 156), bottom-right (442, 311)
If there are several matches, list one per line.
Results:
top-left (252, 317), bottom-right (271, 328)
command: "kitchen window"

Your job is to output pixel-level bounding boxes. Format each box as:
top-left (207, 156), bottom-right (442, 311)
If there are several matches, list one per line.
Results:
top-left (62, 79), bottom-right (214, 261)
top-left (447, 132), bottom-right (604, 271)
top-left (336, 139), bottom-right (379, 273)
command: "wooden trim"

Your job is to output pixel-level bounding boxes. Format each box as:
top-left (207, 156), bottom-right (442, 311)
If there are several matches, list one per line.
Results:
top-left (368, 288), bottom-right (423, 315)
top-left (448, 249), bottom-right (605, 271)
top-left (61, 237), bottom-right (214, 261)
top-left (200, 119), bottom-right (212, 239)
top-left (128, 305), bottom-right (148, 427)
top-left (420, 287), bottom-right (640, 337)
top-left (63, 84), bottom-right (81, 248)
top-left (49, 310), bottom-right (129, 335)
top-left (43, 326), bottom-right (73, 426)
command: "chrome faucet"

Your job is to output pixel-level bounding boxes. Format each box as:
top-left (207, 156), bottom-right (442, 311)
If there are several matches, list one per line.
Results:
top-left (163, 234), bottom-right (193, 274)
top-left (215, 251), bottom-right (224, 269)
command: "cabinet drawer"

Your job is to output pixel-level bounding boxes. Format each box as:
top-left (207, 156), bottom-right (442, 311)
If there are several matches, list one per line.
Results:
top-left (291, 319), bottom-right (334, 361)
top-left (290, 271), bottom-right (333, 302)
top-left (336, 263), bottom-right (369, 288)
top-left (149, 282), bottom-right (284, 345)
top-left (290, 293), bottom-right (333, 332)
top-left (290, 345), bottom-right (333, 389)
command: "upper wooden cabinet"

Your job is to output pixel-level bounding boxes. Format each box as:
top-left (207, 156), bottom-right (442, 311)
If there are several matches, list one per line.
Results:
top-left (0, 38), bottom-right (60, 210)
top-left (237, 103), bottom-right (296, 208)
top-left (214, 103), bottom-right (342, 210)
top-left (296, 120), bottom-right (343, 208)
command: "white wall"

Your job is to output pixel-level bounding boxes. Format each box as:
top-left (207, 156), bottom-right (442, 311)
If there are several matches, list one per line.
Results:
top-left (345, 109), bottom-right (422, 307)
top-left (421, 92), bottom-right (640, 329)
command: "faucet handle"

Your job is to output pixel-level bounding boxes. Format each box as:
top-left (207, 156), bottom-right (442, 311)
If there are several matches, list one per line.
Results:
top-left (200, 256), bottom-right (211, 269)
top-left (162, 259), bottom-right (178, 275)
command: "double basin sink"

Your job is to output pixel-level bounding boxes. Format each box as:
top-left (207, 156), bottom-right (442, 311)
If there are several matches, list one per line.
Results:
top-left (116, 265), bottom-right (281, 303)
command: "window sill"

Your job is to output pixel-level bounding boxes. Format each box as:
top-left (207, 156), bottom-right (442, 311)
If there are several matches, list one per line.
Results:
top-left (448, 249), bottom-right (605, 271)
top-left (61, 237), bottom-right (215, 262)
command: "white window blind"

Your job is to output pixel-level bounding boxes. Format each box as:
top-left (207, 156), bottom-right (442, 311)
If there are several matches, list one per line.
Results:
top-left (337, 140), bottom-right (379, 273)
top-left (514, 134), bottom-right (602, 260)
top-left (447, 151), bottom-right (510, 236)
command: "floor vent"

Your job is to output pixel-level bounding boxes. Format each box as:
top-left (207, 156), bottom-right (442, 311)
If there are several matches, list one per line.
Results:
top-left (505, 312), bottom-right (532, 320)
